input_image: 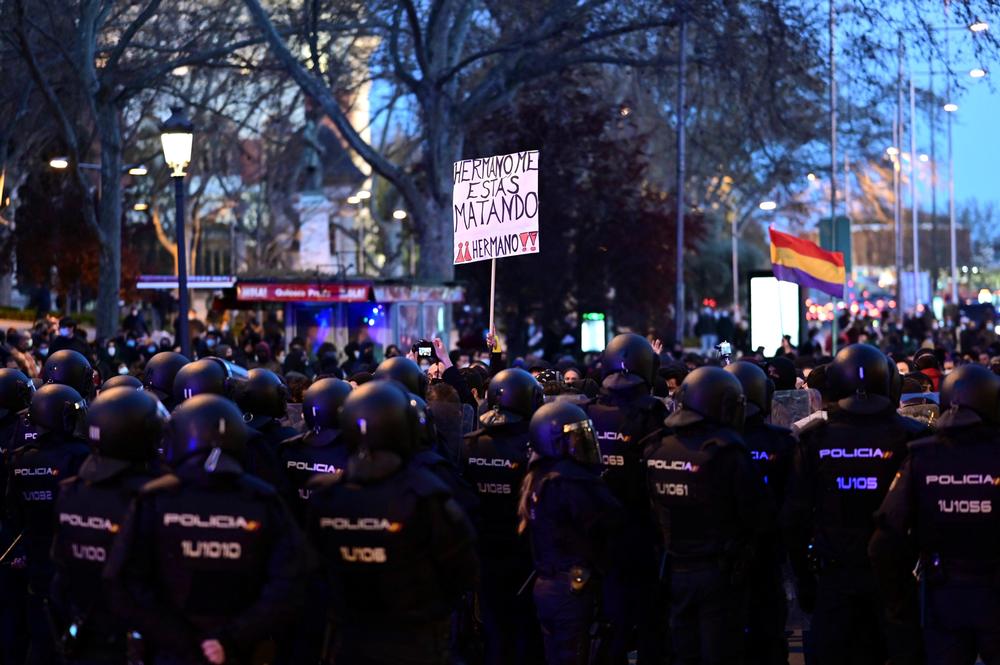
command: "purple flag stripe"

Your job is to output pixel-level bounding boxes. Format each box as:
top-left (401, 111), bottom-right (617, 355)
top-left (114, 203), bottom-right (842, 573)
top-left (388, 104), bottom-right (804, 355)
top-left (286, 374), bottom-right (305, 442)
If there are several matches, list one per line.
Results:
top-left (772, 263), bottom-right (844, 298)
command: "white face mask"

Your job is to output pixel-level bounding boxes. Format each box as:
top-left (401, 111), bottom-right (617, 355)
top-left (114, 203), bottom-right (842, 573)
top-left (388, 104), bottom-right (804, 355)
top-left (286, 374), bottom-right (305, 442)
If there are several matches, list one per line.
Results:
top-left (107, 346), bottom-right (116, 357)
top-left (58, 328), bottom-right (71, 337)
top-left (118, 364), bottom-right (129, 375)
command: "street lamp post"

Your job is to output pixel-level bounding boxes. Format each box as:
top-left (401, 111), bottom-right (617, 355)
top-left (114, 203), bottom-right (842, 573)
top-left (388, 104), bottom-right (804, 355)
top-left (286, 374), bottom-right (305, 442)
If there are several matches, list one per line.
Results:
top-left (160, 107), bottom-right (195, 358)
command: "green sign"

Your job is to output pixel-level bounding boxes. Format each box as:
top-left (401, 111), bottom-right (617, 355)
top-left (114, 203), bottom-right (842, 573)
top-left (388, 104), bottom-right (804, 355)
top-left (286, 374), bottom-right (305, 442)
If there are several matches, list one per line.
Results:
top-left (582, 312), bottom-right (605, 321)
top-left (819, 216), bottom-right (852, 273)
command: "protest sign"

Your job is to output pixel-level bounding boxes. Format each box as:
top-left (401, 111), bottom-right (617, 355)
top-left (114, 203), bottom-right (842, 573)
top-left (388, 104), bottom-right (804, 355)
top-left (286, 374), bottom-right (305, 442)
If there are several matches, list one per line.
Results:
top-left (453, 150), bottom-right (540, 333)
top-left (453, 150), bottom-right (539, 265)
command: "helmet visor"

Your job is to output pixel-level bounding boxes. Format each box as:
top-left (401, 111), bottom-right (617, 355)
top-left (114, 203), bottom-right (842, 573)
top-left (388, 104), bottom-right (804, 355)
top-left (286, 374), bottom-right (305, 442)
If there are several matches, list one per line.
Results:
top-left (563, 419), bottom-right (600, 466)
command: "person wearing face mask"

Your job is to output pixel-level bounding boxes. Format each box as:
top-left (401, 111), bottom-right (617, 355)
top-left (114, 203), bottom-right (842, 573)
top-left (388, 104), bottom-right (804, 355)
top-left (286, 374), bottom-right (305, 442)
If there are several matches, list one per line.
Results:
top-left (49, 318), bottom-right (90, 357)
top-left (8, 331), bottom-right (39, 379)
top-left (96, 339), bottom-right (122, 382)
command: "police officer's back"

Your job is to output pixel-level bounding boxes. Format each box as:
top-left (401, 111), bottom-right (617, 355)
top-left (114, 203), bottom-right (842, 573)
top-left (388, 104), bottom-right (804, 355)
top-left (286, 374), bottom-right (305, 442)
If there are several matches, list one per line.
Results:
top-left (583, 333), bottom-right (667, 664)
top-left (50, 386), bottom-right (165, 663)
top-left (871, 364), bottom-right (1000, 665)
top-left (306, 380), bottom-right (478, 664)
top-left (279, 377), bottom-right (352, 520)
top-left (106, 394), bottom-right (307, 665)
top-left (520, 401), bottom-right (623, 665)
top-left (782, 344), bottom-right (925, 665)
top-left (462, 368), bottom-right (543, 665)
top-left (5, 383), bottom-right (90, 664)
top-left (0, 369), bottom-right (34, 665)
top-left (725, 360), bottom-right (795, 665)
top-left (645, 366), bottom-right (771, 665)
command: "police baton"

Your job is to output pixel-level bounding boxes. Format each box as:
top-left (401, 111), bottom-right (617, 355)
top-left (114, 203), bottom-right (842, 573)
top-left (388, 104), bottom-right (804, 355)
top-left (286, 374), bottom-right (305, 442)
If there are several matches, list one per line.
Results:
top-left (516, 570), bottom-right (537, 596)
top-left (0, 532), bottom-right (23, 566)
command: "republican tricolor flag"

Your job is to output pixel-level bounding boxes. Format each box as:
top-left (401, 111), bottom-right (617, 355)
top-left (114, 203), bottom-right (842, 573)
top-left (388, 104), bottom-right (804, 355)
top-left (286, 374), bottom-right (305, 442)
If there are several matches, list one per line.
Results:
top-left (769, 227), bottom-right (846, 298)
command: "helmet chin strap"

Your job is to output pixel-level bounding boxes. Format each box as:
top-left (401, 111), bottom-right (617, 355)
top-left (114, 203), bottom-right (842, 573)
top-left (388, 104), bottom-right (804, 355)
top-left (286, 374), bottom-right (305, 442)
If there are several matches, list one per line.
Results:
top-left (204, 447), bottom-right (222, 472)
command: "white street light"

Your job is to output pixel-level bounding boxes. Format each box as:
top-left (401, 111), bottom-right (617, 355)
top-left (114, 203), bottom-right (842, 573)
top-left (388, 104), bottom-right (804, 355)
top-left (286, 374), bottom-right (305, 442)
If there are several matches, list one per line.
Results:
top-left (969, 21), bottom-right (989, 33)
top-left (919, 153), bottom-right (930, 162)
top-left (128, 166), bottom-right (148, 176)
top-left (758, 200), bottom-right (777, 211)
top-left (392, 209), bottom-right (407, 220)
top-left (49, 157), bottom-right (69, 169)
top-left (970, 68), bottom-right (987, 78)
top-left (943, 102), bottom-right (959, 112)
top-left (133, 203), bottom-right (149, 212)
top-left (886, 146), bottom-right (899, 156)
top-left (356, 190), bottom-right (371, 200)
top-left (346, 195), bottom-right (360, 205)
top-left (160, 107), bottom-right (194, 177)
top-left (807, 173), bottom-right (817, 181)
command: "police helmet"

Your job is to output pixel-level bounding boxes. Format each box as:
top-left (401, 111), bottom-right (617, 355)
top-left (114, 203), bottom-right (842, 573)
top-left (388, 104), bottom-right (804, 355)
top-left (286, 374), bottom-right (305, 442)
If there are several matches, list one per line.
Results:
top-left (165, 394), bottom-right (247, 465)
top-left (42, 349), bottom-right (97, 400)
top-left (407, 392), bottom-right (435, 450)
top-left (172, 357), bottom-right (246, 405)
top-left (664, 366), bottom-right (745, 430)
top-left (236, 368), bottom-right (289, 419)
top-left (724, 361), bottom-right (773, 418)
top-left (940, 363), bottom-right (1000, 425)
top-left (101, 374), bottom-right (143, 391)
top-left (482, 368), bottom-right (543, 427)
top-left (87, 387), bottom-right (167, 461)
top-left (373, 356), bottom-right (428, 398)
top-left (601, 333), bottom-right (657, 389)
top-left (30, 383), bottom-right (86, 436)
top-left (303, 378), bottom-right (353, 431)
top-left (826, 344), bottom-right (892, 415)
top-left (143, 351), bottom-right (189, 404)
top-left (339, 380), bottom-right (419, 457)
top-left (0, 368), bottom-right (33, 419)
top-left (529, 401), bottom-right (600, 465)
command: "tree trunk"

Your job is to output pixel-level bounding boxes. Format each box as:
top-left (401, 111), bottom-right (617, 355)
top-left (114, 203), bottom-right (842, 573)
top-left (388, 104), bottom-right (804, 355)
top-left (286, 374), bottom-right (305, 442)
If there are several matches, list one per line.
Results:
top-left (415, 194), bottom-right (455, 282)
top-left (95, 101), bottom-right (122, 339)
top-left (414, 110), bottom-right (461, 282)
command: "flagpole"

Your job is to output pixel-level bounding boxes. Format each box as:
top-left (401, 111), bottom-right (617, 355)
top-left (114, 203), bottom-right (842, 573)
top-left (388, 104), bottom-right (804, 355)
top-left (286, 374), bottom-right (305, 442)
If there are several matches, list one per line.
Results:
top-left (829, 0), bottom-right (839, 357)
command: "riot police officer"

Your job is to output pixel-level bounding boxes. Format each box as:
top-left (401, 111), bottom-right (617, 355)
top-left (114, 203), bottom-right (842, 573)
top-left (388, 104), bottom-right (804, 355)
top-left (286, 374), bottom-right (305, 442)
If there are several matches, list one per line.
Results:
top-left (6, 383), bottom-right (90, 665)
top-left (42, 349), bottom-right (98, 403)
top-left (106, 394), bottom-right (307, 665)
top-left (870, 363), bottom-right (1000, 665)
top-left (235, 368), bottom-right (298, 447)
top-left (583, 333), bottom-right (667, 664)
top-left (645, 366), bottom-right (771, 665)
top-left (100, 374), bottom-right (143, 391)
top-left (171, 356), bottom-right (247, 406)
top-left (0, 368), bottom-right (33, 665)
top-left (462, 368), bottom-right (544, 665)
top-left (520, 401), bottom-right (623, 665)
top-left (50, 386), bottom-right (166, 664)
top-left (725, 360), bottom-right (795, 665)
top-left (373, 355), bottom-right (428, 398)
top-left (782, 344), bottom-right (926, 665)
top-left (172, 357), bottom-right (281, 487)
top-left (279, 377), bottom-right (353, 519)
top-left (306, 380), bottom-right (478, 664)
top-left (142, 351), bottom-right (189, 410)
top-left (9, 349), bottom-right (98, 454)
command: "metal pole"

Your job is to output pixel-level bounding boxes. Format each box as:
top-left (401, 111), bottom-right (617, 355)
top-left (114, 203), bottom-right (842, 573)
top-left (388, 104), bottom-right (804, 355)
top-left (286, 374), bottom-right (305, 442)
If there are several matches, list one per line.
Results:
top-left (929, 54), bottom-right (940, 287)
top-left (895, 32), bottom-right (904, 306)
top-left (946, 5), bottom-right (958, 304)
top-left (830, 0), bottom-right (839, 354)
top-left (675, 15), bottom-right (687, 345)
top-left (909, 72), bottom-right (919, 285)
top-left (174, 175), bottom-right (191, 358)
top-left (731, 217), bottom-right (739, 320)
